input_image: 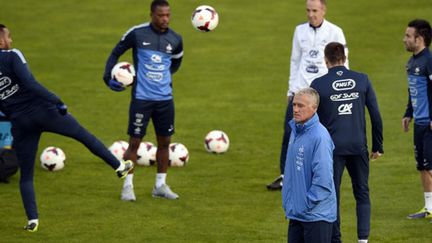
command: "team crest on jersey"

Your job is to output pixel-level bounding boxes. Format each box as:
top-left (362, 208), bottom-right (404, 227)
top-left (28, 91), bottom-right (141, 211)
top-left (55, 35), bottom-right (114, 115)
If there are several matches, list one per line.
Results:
top-left (414, 67), bottom-right (420, 75)
top-left (166, 44), bottom-right (172, 53)
top-left (336, 71), bottom-right (343, 76)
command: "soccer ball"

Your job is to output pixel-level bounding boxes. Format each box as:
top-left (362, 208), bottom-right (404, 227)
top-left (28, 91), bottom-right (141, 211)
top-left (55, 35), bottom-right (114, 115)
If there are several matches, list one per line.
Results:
top-left (204, 130), bottom-right (229, 154)
top-left (169, 143), bottom-right (189, 167)
top-left (40, 146), bottom-right (66, 171)
top-left (108, 140), bottom-right (129, 161)
top-left (137, 142), bottom-right (157, 166)
top-left (191, 5), bottom-right (219, 32)
top-left (111, 62), bottom-right (135, 86)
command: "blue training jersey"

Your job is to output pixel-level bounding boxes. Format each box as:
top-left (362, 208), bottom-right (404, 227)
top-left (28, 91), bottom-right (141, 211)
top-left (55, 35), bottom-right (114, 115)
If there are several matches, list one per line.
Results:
top-left (404, 48), bottom-right (432, 125)
top-left (103, 23), bottom-right (183, 101)
top-left (0, 49), bottom-right (61, 118)
top-left (310, 66), bottom-right (383, 155)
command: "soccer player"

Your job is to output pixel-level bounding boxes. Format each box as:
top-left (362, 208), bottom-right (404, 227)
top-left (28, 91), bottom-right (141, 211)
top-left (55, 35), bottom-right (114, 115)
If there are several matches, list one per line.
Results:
top-left (402, 19), bottom-right (432, 220)
top-left (0, 24), bottom-right (133, 232)
top-left (103, 0), bottom-right (183, 201)
top-left (267, 0), bottom-right (349, 190)
top-left (310, 42), bottom-right (383, 243)
top-left (282, 87), bottom-right (336, 243)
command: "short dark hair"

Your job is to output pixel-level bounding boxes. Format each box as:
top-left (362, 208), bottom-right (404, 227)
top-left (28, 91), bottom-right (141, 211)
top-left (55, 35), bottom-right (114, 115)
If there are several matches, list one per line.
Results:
top-left (408, 19), bottom-right (432, 47)
top-left (151, 0), bottom-right (169, 12)
top-left (0, 24), bottom-right (7, 37)
top-left (324, 42), bottom-right (346, 65)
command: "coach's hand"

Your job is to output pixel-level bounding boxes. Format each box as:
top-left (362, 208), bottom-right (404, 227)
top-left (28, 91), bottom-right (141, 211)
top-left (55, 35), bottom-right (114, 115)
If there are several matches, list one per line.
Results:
top-left (370, 151), bottom-right (382, 161)
top-left (56, 103), bottom-right (68, 116)
top-left (402, 117), bottom-right (411, 132)
top-left (108, 79), bottom-right (125, 92)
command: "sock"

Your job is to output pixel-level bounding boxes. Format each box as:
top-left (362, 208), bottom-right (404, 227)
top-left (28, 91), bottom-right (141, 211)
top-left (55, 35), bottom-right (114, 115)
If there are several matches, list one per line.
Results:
top-left (116, 162), bottom-right (125, 171)
top-left (28, 219), bottom-right (39, 225)
top-left (358, 240), bottom-right (368, 243)
top-left (425, 192), bottom-right (432, 211)
top-left (156, 173), bottom-right (167, 188)
top-left (123, 174), bottom-right (134, 188)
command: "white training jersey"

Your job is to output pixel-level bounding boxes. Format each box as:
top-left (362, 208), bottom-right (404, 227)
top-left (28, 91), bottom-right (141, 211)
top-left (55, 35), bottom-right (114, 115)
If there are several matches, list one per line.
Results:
top-left (287, 19), bottom-right (349, 96)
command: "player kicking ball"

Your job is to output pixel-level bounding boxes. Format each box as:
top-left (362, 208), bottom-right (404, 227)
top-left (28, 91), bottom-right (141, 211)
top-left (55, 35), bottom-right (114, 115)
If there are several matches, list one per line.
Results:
top-left (0, 24), bottom-right (133, 232)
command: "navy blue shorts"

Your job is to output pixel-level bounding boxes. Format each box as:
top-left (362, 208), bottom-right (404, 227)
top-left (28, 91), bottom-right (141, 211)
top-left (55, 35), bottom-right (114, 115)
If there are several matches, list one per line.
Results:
top-left (414, 123), bottom-right (432, 171)
top-left (128, 99), bottom-right (174, 138)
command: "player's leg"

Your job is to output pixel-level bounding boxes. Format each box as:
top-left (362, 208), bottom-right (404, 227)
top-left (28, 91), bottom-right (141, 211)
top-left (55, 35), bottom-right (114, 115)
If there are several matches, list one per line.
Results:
top-left (408, 124), bottom-right (432, 218)
top-left (40, 107), bottom-right (132, 177)
top-left (346, 153), bottom-right (370, 242)
top-left (151, 100), bottom-right (178, 199)
top-left (121, 100), bottom-right (152, 201)
top-left (121, 136), bottom-right (142, 201)
top-left (303, 220), bottom-right (332, 243)
top-left (267, 99), bottom-right (293, 190)
top-left (421, 126), bottom-right (432, 216)
top-left (11, 117), bottom-right (41, 232)
top-left (287, 219), bottom-right (304, 243)
top-left (331, 155), bottom-right (347, 243)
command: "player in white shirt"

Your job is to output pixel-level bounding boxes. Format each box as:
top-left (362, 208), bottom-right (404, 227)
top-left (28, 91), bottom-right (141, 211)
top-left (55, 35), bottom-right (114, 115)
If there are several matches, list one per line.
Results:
top-left (267, 0), bottom-right (348, 191)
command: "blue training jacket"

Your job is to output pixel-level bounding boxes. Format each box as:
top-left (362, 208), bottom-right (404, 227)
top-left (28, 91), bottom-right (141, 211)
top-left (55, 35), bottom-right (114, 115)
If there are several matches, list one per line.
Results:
top-left (0, 49), bottom-right (62, 118)
top-left (103, 23), bottom-right (183, 101)
top-left (404, 48), bottom-right (432, 125)
top-left (282, 113), bottom-right (336, 223)
top-left (310, 66), bottom-right (383, 155)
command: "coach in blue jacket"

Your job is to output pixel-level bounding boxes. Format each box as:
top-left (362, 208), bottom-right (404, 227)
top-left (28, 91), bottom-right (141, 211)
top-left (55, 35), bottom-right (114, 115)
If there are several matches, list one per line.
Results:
top-left (311, 42), bottom-right (383, 243)
top-left (282, 87), bottom-right (336, 243)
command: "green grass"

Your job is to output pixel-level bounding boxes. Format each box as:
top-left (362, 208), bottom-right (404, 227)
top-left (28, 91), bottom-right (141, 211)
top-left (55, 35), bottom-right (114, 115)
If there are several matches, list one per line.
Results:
top-left (1, 0), bottom-right (432, 242)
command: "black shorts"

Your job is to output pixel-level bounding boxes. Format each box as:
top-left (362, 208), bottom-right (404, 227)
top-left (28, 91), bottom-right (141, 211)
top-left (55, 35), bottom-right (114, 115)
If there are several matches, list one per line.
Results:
top-left (414, 123), bottom-right (432, 171)
top-left (128, 99), bottom-right (174, 138)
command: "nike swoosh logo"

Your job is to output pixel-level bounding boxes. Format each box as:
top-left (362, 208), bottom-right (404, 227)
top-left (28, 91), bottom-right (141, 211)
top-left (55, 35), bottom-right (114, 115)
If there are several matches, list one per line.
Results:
top-left (143, 42), bottom-right (151, 46)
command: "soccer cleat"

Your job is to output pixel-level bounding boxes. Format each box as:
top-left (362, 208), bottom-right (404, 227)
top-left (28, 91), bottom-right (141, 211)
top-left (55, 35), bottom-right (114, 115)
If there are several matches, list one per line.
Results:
top-left (407, 207), bottom-right (432, 219)
top-left (266, 175), bottom-right (283, 190)
top-left (24, 222), bottom-right (38, 232)
top-left (121, 185), bottom-right (136, 201)
top-left (152, 184), bottom-right (179, 200)
top-left (116, 160), bottom-right (133, 179)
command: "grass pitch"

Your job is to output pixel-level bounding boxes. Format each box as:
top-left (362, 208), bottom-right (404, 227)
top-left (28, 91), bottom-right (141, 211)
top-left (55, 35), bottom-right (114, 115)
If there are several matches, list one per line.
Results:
top-left (1, 0), bottom-right (432, 242)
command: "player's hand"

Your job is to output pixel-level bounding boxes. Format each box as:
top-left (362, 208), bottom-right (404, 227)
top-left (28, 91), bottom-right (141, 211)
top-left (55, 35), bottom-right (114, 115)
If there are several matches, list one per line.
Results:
top-left (108, 79), bottom-right (125, 92)
top-left (402, 117), bottom-right (411, 132)
top-left (56, 103), bottom-right (68, 116)
top-left (370, 151), bottom-right (382, 161)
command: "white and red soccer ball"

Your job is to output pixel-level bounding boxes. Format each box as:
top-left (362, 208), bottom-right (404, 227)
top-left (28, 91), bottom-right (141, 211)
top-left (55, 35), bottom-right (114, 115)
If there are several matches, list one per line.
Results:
top-left (169, 143), bottom-right (189, 167)
top-left (111, 62), bottom-right (135, 86)
top-left (40, 146), bottom-right (66, 171)
top-left (204, 130), bottom-right (229, 154)
top-left (191, 5), bottom-right (219, 32)
top-left (108, 140), bottom-right (129, 161)
top-left (137, 142), bottom-right (157, 166)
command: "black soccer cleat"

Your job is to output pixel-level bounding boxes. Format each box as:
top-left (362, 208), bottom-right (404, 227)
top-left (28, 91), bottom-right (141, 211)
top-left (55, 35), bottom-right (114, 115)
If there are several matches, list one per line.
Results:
top-left (266, 175), bottom-right (283, 190)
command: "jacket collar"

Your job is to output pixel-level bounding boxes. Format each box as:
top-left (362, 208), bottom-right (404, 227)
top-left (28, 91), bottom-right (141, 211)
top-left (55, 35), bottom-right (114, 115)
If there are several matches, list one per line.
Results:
top-left (290, 113), bottom-right (319, 135)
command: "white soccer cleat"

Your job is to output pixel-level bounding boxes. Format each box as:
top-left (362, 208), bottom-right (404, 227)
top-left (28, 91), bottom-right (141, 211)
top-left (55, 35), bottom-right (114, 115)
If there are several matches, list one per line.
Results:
top-left (152, 184), bottom-right (179, 200)
top-left (121, 185), bottom-right (136, 201)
